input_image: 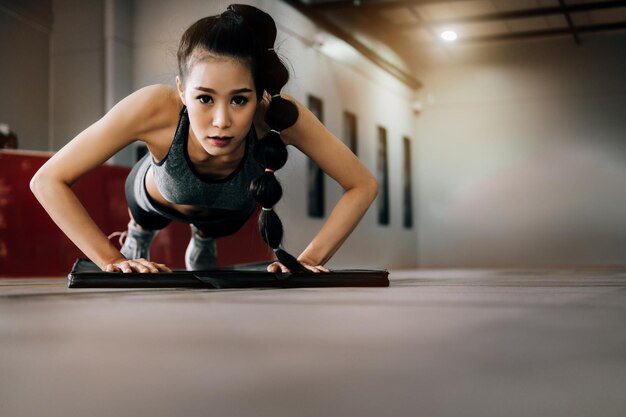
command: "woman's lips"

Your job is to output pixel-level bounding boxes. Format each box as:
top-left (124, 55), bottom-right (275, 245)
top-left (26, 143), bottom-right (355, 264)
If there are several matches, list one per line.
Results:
top-left (208, 136), bottom-right (233, 147)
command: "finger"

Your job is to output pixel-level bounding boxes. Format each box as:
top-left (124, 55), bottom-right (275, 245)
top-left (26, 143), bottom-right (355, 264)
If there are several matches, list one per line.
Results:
top-left (268, 262), bottom-right (290, 273)
top-left (138, 260), bottom-right (159, 273)
top-left (136, 259), bottom-right (170, 273)
top-left (119, 262), bottom-right (133, 273)
top-left (131, 258), bottom-right (155, 273)
top-left (154, 263), bottom-right (172, 273)
top-left (105, 264), bottom-right (120, 273)
top-left (300, 263), bottom-right (330, 273)
top-left (303, 264), bottom-right (321, 273)
top-left (130, 260), bottom-right (152, 273)
top-left (267, 262), bottom-right (282, 273)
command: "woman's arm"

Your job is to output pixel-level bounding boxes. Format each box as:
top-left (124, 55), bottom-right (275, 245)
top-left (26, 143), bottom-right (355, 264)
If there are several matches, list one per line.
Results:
top-left (271, 95), bottom-right (379, 272)
top-left (30, 85), bottom-right (178, 272)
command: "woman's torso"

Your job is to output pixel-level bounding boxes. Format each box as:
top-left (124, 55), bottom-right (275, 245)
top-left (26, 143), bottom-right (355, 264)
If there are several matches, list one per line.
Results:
top-left (140, 86), bottom-right (269, 219)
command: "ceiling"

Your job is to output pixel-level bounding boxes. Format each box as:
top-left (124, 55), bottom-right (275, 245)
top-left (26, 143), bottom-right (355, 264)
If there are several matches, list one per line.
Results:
top-left (282, 0), bottom-right (626, 89)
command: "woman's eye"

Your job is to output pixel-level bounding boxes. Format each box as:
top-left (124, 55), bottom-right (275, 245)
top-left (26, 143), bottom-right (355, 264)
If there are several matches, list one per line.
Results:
top-left (232, 96), bottom-right (248, 106)
top-left (198, 95), bottom-right (212, 104)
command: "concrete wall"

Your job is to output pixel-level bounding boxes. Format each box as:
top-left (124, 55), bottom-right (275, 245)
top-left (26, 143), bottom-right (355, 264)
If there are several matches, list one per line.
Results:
top-left (49, 0), bottom-right (105, 151)
top-left (0, 0), bottom-right (51, 150)
top-left (415, 33), bottom-right (626, 267)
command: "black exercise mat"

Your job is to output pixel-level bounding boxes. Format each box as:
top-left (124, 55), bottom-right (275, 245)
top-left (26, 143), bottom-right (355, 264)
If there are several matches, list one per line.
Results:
top-left (68, 258), bottom-right (389, 289)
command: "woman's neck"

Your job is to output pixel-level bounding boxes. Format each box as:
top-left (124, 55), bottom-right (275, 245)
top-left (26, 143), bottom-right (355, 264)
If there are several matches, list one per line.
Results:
top-left (186, 131), bottom-right (247, 178)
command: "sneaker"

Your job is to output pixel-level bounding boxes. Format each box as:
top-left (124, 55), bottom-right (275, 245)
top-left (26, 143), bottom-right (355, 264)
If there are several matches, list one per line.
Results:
top-left (185, 225), bottom-right (217, 270)
top-left (118, 221), bottom-right (158, 260)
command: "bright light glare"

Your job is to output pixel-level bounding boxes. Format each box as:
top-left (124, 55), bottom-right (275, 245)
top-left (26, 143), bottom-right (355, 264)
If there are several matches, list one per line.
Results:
top-left (441, 30), bottom-right (458, 42)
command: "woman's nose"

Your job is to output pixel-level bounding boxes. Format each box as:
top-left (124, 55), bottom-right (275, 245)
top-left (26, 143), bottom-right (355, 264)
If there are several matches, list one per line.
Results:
top-left (212, 104), bottom-right (231, 129)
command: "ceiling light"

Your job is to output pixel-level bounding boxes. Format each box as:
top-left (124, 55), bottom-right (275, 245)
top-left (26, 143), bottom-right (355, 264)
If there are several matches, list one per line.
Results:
top-left (441, 30), bottom-right (458, 42)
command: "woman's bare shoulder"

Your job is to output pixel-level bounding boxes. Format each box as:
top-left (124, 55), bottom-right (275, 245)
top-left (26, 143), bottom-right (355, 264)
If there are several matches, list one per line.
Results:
top-left (125, 84), bottom-right (183, 139)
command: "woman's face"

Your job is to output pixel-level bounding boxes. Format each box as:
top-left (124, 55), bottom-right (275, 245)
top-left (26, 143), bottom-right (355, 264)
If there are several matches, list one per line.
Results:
top-left (177, 56), bottom-right (258, 159)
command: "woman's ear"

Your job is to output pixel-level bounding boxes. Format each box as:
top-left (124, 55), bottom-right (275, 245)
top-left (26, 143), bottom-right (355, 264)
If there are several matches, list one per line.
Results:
top-left (176, 76), bottom-right (186, 105)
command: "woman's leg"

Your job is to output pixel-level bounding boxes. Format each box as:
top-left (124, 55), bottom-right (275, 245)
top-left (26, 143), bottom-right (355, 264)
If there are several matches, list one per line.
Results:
top-left (120, 210), bottom-right (168, 260)
top-left (122, 161), bottom-right (172, 260)
top-left (184, 207), bottom-right (256, 270)
top-left (184, 225), bottom-right (217, 270)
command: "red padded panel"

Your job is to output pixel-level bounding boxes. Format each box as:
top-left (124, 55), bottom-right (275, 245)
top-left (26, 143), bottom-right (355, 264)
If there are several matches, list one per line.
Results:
top-left (0, 151), bottom-right (273, 277)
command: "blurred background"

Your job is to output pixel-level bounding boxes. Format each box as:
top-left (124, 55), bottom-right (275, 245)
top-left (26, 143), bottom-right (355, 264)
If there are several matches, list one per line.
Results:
top-left (1, 0), bottom-right (626, 272)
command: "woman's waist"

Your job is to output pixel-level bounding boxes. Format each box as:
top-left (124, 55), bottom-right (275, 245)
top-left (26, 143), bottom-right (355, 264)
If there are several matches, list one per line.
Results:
top-left (145, 168), bottom-right (254, 219)
top-left (156, 199), bottom-right (252, 219)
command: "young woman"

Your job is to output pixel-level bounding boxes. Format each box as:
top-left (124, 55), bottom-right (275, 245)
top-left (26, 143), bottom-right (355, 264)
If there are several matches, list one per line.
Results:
top-left (30, 4), bottom-right (378, 274)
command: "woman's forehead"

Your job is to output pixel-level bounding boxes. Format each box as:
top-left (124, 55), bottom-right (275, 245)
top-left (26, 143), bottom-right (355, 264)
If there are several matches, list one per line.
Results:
top-left (187, 49), bottom-right (251, 73)
top-left (185, 55), bottom-right (254, 88)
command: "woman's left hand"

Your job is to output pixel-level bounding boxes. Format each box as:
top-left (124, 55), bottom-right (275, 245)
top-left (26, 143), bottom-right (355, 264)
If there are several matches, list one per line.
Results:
top-left (267, 261), bottom-right (330, 273)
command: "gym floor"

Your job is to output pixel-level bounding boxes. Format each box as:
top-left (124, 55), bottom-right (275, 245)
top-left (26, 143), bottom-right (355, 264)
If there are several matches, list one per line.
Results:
top-left (2, 268), bottom-right (626, 417)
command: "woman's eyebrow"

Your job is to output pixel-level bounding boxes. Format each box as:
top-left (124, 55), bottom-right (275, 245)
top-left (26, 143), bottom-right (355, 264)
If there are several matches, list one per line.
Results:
top-left (194, 86), bottom-right (253, 94)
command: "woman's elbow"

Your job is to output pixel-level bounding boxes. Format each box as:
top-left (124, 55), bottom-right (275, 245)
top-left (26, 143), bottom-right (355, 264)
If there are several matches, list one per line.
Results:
top-left (29, 170), bottom-right (43, 197)
top-left (29, 169), bottom-right (54, 201)
top-left (365, 175), bottom-right (379, 203)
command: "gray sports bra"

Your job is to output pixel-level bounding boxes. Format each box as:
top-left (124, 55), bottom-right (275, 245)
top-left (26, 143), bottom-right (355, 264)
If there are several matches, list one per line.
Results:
top-left (151, 106), bottom-right (263, 211)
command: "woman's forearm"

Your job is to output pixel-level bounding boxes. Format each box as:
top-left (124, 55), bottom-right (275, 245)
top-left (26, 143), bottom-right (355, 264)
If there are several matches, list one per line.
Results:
top-left (30, 175), bottom-right (124, 270)
top-left (297, 178), bottom-right (378, 266)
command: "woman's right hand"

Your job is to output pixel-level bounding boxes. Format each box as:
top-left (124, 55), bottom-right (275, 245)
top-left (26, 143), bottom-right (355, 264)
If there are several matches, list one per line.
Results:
top-left (104, 258), bottom-right (172, 273)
